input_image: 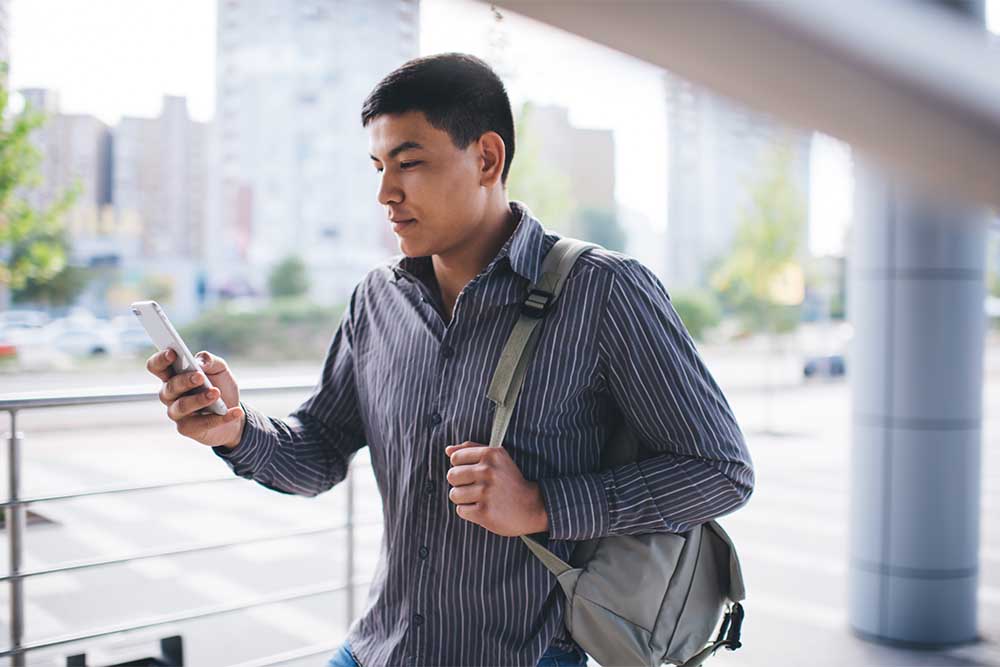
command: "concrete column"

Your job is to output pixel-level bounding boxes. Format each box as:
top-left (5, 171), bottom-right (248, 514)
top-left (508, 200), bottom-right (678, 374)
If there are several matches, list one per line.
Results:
top-left (848, 0), bottom-right (989, 646)
top-left (847, 162), bottom-right (988, 644)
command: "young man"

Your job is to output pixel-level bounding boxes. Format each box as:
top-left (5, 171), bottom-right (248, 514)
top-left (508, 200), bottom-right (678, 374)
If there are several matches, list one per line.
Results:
top-left (146, 53), bottom-right (754, 667)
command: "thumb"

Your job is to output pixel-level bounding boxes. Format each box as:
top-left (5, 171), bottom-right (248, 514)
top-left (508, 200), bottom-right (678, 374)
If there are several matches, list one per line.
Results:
top-left (196, 351), bottom-right (229, 375)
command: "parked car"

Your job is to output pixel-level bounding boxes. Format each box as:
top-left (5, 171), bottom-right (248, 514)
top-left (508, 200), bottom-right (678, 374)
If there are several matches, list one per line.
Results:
top-left (111, 315), bottom-right (155, 356)
top-left (39, 311), bottom-right (120, 358)
top-left (804, 354), bottom-right (846, 378)
top-left (45, 326), bottom-right (119, 357)
top-left (0, 309), bottom-right (50, 329)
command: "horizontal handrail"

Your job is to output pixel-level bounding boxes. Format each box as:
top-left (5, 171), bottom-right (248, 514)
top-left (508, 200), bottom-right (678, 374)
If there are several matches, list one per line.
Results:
top-left (0, 518), bottom-right (382, 582)
top-left (0, 577), bottom-right (372, 658)
top-left (0, 474), bottom-right (238, 510)
top-left (0, 377), bottom-right (374, 665)
top-left (0, 377), bottom-right (316, 412)
top-left (0, 456), bottom-right (372, 509)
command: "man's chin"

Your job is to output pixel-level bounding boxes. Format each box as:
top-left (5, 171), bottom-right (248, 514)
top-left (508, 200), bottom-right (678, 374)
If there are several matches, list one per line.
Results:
top-left (399, 239), bottom-right (433, 258)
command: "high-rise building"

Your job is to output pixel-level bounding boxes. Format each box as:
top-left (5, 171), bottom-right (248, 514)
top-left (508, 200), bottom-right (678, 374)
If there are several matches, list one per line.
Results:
top-left (528, 104), bottom-right (616, 216)
top-left (19, 88), bottom-right (115, 263)
top-left (664, 71), bottom-right (812, 291)
top-left (211, 0), bottom-right (420, 305)
top-left (113, 96), bottom-right (208, 260)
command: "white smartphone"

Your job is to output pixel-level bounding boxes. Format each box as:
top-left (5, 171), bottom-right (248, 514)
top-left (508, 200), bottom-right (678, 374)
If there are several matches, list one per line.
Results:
top-left (129, 300), bottom-right (228, 417)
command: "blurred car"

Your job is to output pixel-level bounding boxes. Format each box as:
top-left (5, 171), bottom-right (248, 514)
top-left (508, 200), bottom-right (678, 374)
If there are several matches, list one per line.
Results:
top-left (111, 315), bottom-right (155, 356)
top-left (45, 326), bottom-right (119, 357)
top-left (0, 309), bottom-right (50, 329)
top-left (804, 354), bottom-right (846, 378)
top-left (39, 312), bottom-right (120, 358)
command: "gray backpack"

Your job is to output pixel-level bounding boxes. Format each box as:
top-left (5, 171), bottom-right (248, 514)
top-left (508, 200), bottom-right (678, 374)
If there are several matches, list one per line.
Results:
top-left (486, 238), bottom-right (746, 667)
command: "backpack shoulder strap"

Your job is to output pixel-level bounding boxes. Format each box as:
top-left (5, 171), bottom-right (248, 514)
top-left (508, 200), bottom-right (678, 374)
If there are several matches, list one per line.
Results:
top-left (485, 236), bottom-right (599, 576)
top-left (486, 237), bottom-right (599, 450)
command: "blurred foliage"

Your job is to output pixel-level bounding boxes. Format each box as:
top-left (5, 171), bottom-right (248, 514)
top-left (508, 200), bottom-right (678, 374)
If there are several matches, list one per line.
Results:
top-left (989, 231), bottom-right (1000, 298)
top-left (268, 255), bottom-right (309, 299)
top-left (670, 289), bottom-right (722, 341)
top-left (11, 230), bottom-right (90, 306)
top-left (575, 206), bottom-right (626, 252)
top-left (710, 139), bottom-right (808, 335)
top-left (179, 297), bottom-right (343, 361)
top-left (507, 101), bottom-right (574, 235)
top-left (140, 274), bottom-right (173, 305)
top-left (0, 62), bottom-right (80, 303)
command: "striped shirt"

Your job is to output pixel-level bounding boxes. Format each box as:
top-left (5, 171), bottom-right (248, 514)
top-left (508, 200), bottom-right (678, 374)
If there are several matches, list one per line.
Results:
top-left (213, 200), bottom-right (755, 667)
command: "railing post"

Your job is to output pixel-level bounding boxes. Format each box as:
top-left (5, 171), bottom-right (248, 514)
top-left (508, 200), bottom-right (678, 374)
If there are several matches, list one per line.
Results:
top-left (345, 464), bottom-right (355, 626)
top-left (5, 410), bottom-right (25, 666)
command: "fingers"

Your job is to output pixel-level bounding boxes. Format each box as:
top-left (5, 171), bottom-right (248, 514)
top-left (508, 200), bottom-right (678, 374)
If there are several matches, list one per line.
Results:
top-left (448, 483), bottom-right (484, 505)
top-left (447, 444), bottom-right (493, 466)
top-left (175, 405), bottom-right (245, 439)
top-left (446, 463), bottom-right (491, 487)
top-left (168, 385), bottom-right (222, 421)
top-left (146, 348), bottom-right (177, 382)
top-left (159, 369), bottom-right (208, 406)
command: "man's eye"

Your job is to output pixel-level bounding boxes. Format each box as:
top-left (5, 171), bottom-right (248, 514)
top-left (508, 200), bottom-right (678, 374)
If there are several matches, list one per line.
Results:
top-left (401, 161), bottom-right (421, 169)
top-left (374, 166), bottom-right (383, 173)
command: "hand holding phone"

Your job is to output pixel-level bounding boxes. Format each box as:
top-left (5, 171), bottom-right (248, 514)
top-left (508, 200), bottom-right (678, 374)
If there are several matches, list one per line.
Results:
top-left (132, 300), bottom-right (245, 449)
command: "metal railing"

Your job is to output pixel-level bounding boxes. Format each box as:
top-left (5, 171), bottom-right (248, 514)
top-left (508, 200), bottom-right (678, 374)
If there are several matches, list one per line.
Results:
top-left (0, 380), bottom-right (375, 666)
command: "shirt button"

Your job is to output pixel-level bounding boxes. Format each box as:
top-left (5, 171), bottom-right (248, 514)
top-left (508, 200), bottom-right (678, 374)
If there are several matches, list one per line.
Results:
top-left (430, 412), bottom-right (442, 426)
top-left (413, 613), bottom-right (424, 626)
top-left (423, 480), bottom-right (436, 494)
top-left (418, 546), bottom-right (429, 559)
top-left (441, 344), bottom-right (453, 358)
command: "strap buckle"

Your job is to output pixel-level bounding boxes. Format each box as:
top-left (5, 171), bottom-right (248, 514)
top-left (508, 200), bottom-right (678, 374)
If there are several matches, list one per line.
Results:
top-left (520, 288), bottom-right (554, 319)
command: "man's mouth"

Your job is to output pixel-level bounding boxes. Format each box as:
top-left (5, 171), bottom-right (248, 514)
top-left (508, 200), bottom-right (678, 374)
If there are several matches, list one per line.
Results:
top-left (391, 218), bottom-right (416, 232)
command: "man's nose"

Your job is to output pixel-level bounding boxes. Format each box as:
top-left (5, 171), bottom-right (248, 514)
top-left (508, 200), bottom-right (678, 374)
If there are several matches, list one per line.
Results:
top-left (377, 172), bottom-right (402, 207)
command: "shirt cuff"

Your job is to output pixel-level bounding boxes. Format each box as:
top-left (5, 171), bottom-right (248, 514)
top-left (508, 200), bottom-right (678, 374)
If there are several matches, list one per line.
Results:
top-left (536, 471), bottom-right (610, 541)
top-left (211, 401), bottom-right (275, 479)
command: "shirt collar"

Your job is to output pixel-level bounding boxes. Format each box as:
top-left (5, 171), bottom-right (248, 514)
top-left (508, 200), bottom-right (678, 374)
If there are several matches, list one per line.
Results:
top-left (389, 200), bottom-right (547, 287)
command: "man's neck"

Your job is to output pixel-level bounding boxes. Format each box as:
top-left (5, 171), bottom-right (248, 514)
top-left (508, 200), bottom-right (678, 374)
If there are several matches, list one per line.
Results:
top-left (432, 198), bottom-right (517, 316)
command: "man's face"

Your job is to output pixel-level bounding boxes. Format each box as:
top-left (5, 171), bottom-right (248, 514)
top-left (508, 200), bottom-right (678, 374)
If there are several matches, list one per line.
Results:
top-left (368, 110), bottom-right (488, 258)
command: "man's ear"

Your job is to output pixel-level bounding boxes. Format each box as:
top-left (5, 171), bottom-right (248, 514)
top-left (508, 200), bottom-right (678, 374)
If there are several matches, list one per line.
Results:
top-left (478, 132), bottom-right (506, 188)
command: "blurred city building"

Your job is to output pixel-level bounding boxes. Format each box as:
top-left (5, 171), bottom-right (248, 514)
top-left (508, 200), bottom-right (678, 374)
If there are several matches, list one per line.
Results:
top-left (18, 90), bottom-right (206, 322)
top-left (208, 0), bottom-right (420, 308)
top-left (664, 71), bottom-right (813, 291)
top-left (528, 104), bottom-right (615, 217)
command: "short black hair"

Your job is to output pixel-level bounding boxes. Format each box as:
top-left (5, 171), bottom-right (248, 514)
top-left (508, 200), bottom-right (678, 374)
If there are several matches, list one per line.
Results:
top-left (361, 52), bottom-right (515, 185)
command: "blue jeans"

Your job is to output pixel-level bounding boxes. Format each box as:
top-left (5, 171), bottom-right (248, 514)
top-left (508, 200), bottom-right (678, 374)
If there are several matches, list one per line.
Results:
top-left (325, 639), bottom-right (588, 667)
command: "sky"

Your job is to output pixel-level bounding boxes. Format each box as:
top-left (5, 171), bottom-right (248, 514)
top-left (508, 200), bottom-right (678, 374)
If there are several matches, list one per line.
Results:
top-left (8, 0), bottom-right (1000, 259)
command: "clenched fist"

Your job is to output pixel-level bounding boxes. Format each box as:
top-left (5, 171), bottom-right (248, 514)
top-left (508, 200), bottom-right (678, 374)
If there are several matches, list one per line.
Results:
top-left (445, 442), bottom-right (549, 537)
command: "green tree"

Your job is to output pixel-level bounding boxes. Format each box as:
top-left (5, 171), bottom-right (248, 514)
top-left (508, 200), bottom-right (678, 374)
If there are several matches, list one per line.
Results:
top-left (506, 101), bottom-right (573, 235)
top-left (988, 231), bottom-right (1000, 298)
top-left (12, 251), bottom-right (90, 306)
top-left (574, 206), bottom-right (626, 252)
top-left (0, 63), bottom-right (80, 310)
top-left (670, 289), bottom-right (722, 341)
top-left (710, 139), bottom-right (807, 336)
top-left (268, 255), bottom-right (309, 299)
top-left (140, 274), bottom-right (174, 305)
top-left (710, 138), bottom-right (808, 434)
